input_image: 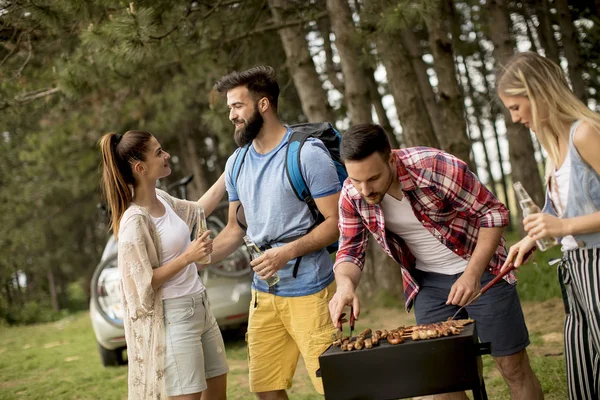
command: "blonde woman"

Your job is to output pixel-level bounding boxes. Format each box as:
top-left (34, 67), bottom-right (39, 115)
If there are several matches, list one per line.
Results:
top-left (100, 130), bottom-right (229, 400)
top-left (498, 52), bottom-right (600, 400)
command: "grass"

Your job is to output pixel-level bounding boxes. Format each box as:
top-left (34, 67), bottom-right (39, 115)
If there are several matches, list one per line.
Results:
top-left (508, 233), bottom-right (565, 302)
top-left (0, 298), bottom-right (567, 399)
top-left (0, 234), bottom-right (568, 399)
top-left (0, 314), bottom-right (128, 400)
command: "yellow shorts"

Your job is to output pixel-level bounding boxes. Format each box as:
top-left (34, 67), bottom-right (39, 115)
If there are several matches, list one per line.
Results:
top-left (246, 281), bottom-right (338, 394)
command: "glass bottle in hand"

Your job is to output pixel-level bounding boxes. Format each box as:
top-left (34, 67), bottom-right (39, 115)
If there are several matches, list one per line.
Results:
top-left (197, 208), bottom-right (211, 264)
top-left (243, 235), bottom-right (280, 287)
top-left (513, 181), bottom-right (556, 251)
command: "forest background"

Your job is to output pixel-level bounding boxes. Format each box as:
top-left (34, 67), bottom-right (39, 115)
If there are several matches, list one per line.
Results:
top-left (1, 0), bottom-right (599, 325)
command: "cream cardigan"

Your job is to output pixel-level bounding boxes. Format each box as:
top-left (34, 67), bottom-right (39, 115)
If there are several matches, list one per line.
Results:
top-left (117, 189), bottom-right (204, 399)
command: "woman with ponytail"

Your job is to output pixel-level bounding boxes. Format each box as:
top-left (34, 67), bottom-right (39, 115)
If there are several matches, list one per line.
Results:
top-left (498, 52), bottom-right (600, 400)
top-left (100, 131), bottom-right (228, 400)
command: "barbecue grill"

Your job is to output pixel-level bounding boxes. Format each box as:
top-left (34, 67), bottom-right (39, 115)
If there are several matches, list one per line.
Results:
top-left (317, 323), bottom-right (491, 400)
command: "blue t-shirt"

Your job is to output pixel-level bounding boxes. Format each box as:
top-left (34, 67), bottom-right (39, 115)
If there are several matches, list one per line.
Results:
top-left (224, 127), bottom-right (341, 296)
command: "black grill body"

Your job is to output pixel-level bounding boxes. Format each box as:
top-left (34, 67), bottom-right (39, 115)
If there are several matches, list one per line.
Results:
top-left (317, 323), bottom-right (490, 400)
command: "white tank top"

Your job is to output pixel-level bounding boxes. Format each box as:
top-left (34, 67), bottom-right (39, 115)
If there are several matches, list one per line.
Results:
top-left (151, 196), bottom-right (205, 299)
top-left (550, 152), bottom-right (579, 251)
top-left (380, 194), bottom-right (467, 275)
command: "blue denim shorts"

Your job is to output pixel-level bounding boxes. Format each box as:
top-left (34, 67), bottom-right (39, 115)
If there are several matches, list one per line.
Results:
top-left (163, 290), bottom-right (229, 396)
top-left (412, 269), bottom-right (530, 357)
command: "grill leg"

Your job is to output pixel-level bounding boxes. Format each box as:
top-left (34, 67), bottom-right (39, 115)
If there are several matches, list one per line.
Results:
top-left (471, 380), bottom-right (488, 400)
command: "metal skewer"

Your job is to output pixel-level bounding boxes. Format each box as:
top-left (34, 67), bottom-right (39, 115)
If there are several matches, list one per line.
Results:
top-left (349, 306), bottom-right (355, 338)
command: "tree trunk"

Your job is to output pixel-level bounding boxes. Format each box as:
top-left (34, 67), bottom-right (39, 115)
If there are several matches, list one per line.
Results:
top-left (365, 66), bottom-right (400, 148)
top-left (532, 0), bottom-right (561, 66)
top-left (5, 281), bottom-right (13, 306)
top-left (474, 43), bottom-right (510, 211)
top-left (521, 5), bottom-right (540, 52)
top-left (461, 56), bottom-right (496, 193)
top-left (555, 0), bottom-right (587, 101)
top-left (13, 266), bottom-right (23, 300)
top-left (401, 28), bottom-right (446, 145)
top-left (376, 34), bottom-right (440, 149)
top-left (356, 237), bottom-right (405, 305)
top-left (47, 268), bottom-right (59, 312)
top-left (174, 122), bottom-right (211, 200)
top-left (326, 0), bottom-right (373, 124)
top-left (427, 0), bottom-right (475, 170)
top-left (488, 0), bottom-right (546, 212)
top-left (268, 0), bottom-right (335, 122)
top-left (317, 16), bottom-right (345, 94)
top-left (58, 277), bottom-right (69, 310)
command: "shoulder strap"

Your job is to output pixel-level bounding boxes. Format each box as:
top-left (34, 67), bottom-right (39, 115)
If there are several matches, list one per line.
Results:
top-left (230, 145), bottom-right (251, 232)
top-left (231, 144), bottom-right (251, 194)
top-left (285, 131), bottom-right (320, 221)
top-left (568, 120), bottom-right (585, 163)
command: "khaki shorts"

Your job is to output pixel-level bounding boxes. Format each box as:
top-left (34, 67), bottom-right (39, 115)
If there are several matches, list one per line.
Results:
top-left (163, 290), bottom-right (229, 396)
top-left (246, 281), bottom-right (338, 394)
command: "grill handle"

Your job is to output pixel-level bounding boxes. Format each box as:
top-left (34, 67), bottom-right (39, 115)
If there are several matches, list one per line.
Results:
top-left (316, 368), bottom-right (322, 378)
top-left (477, 342), bottom-right (492, 356)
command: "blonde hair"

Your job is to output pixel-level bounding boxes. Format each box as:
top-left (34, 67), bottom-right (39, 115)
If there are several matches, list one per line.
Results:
top-left (497, 52), bottom-right (600, 174)
top-left (99, 130), bottom-right (153, 237)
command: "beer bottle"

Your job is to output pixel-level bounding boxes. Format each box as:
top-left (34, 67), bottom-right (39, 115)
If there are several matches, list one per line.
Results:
top-left (243, 235), bottom-right (280, 287)
top-left (513, 182), bottom-right (556, 251)
top-left (197, 208), bottom-right (211, 264)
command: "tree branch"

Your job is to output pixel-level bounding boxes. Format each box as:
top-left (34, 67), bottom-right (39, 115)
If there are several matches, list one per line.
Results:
top-left (14, 86), bottom-right (60, 102)
top-left (0, 30), bottom-right (23, 67)
top-left (0, 86), bottom-right (61, 111)
top-left (149, 5), bottom-right (193, 40)
top-left (15, 33), bottom-right (32, 76)
top-left (149, 0), bottom-right (224, 40)
top-left (198, 0), bottom-right (245, 6)
top-left (317, 16), bottom-right (345, 93)
top-left (219, 10), bottom-right (328, 45)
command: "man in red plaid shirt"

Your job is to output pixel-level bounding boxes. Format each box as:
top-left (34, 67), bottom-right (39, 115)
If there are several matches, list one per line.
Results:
top-left (329, 124), bottom-right (542, 400)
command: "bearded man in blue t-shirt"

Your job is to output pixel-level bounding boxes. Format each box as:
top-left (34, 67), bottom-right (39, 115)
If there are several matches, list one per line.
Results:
top-left (210, 66), bottom-right (341, 399)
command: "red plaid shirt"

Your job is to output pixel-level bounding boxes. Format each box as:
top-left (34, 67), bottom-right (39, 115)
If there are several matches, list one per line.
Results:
top-left (335, 148), bottom-right (514, 311)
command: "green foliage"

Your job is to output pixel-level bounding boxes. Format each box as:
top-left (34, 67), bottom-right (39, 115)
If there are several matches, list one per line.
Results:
top-left (1, 0), bottom-right (599, 326)
top-left (575, 15), bottom-right (600, 107)
top-left (0, 298), bottom-right (67, 325)
top-left (515, 245), bottom-right (564, 302)
top-left (365, 288), bottom-right (403, 309)
top-left (0, 0), bottom-right (307, 324)
top-left (65, 281), bottom-right (89, 312)
top-left (504, 231), bottom-right (564, 302)
top-left (363, 0), bottom-right (437, 34)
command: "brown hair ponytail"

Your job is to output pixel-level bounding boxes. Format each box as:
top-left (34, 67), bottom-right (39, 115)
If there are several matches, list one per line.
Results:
top-left (99, 130), bottom-right (153, 237)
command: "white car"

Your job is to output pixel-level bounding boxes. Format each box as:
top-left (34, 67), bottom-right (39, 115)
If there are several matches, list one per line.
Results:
top-left (90, 207), bottom-right (253, 366)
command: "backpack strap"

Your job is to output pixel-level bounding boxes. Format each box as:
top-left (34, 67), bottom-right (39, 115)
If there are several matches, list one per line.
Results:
top-left (285, 131), bottom-right (321, 222)
top-left (285, 130), bottom-right (333, 276)
top-left (259, 234), bottom-right (304, 279)
top-left (231, 142), bottom-right (304, 278)
top-left (230, 144), bottom-right (251, 232)
top-left (285, 128), bottom-right (339, 255)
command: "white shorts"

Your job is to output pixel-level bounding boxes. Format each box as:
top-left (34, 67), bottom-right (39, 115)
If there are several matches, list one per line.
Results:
top-left (163, 290), bottom-right (229, 396)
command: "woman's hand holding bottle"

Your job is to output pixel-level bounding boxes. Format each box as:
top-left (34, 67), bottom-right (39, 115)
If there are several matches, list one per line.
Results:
top-left (184, 230), bottom-right (213, 264)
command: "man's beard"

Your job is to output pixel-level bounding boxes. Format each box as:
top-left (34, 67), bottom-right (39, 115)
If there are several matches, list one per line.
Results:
top-left (362, 166), bottom-right (395, 205)
top-left (234, 107), bottom-right (264, 147)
